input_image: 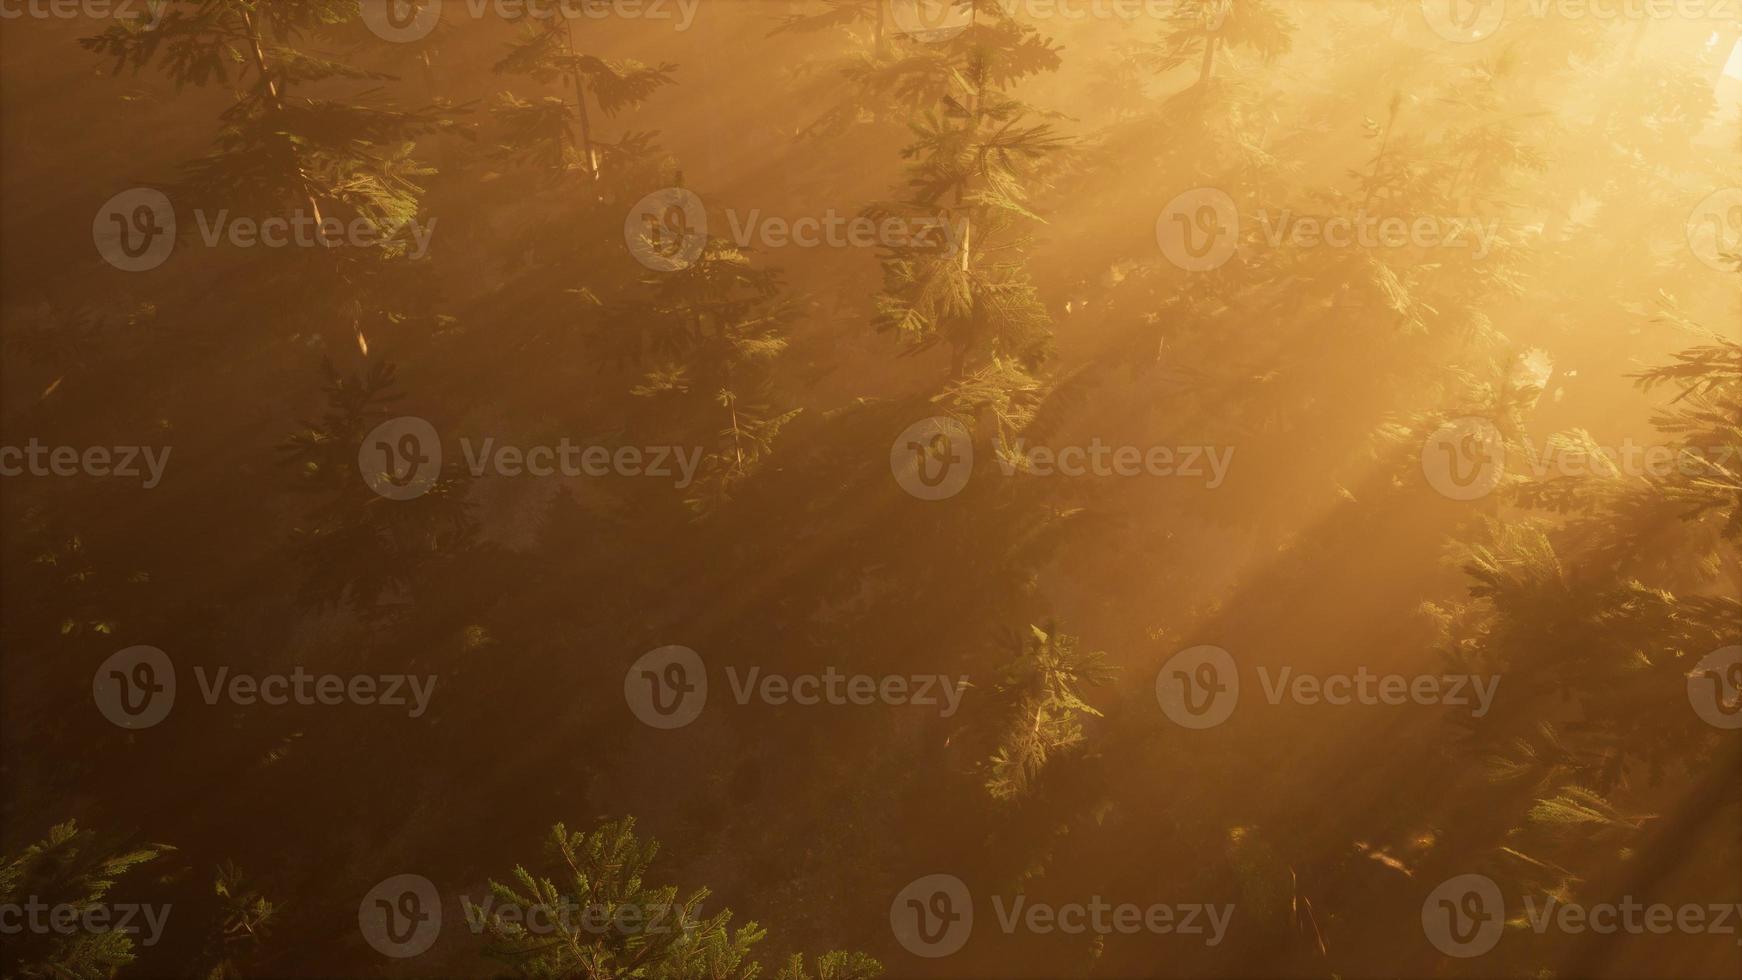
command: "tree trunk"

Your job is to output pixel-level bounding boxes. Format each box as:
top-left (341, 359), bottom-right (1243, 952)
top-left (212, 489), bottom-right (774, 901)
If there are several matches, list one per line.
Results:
top-left (563, 22), bottom-right (600, 181)
top-left (1198, 33), bottom-right (1218, 87)
top-left (239, 10), bottom-right (324, 225)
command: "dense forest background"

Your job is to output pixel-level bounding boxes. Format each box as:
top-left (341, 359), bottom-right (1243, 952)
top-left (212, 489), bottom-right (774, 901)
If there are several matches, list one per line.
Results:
top-left (1, 1), bottom-right (1739, 977)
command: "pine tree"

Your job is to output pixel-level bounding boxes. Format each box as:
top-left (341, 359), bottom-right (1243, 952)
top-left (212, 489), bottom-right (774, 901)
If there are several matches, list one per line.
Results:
top-left (83, 1), bottom-right (457, 356)
top-left (782, 1), bottom-right (1061, 137)
top-left (620, 235), bottom-right (804, 515)
top-left (869, 82), bottom-right (1068, 375)
top-left (277, 359), bottom-right (473, 610)
top-left (468, 817), bottom-right (880, 979)
top-left (491, 16), bottom-right (677, 181)
top-left (983, 622), bottom-right (1117, 802)
top-left (199, 862), bottom-right (276, 980)
top-left (1422, 336), bottom-right (1740, 940)
top-left (1148, 0), bottom-right (1293, 88)
top-left (0, 821), bottom-right (170, 980)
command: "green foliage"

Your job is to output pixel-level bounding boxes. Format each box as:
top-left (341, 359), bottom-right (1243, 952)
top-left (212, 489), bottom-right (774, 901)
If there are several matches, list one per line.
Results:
top-left (85, 1), bottom-right (449, 232)
top-left (469, 818), bottom-right (879, 979)
top-left (278, 359), bottom-right (474, 609)
top-left (0, 821), bottom-right (170, 980)
top-left (491, 19), bottom-right (676, 178)
top-left (619, 237), bottom-right (804, 516)
top-left (1148, 0), bottom-right (1295, 83)
top-left (784, 1), bottom-right (1062, 137)
top-left (1428, 338), bottom-right (1742, 913)
top-left (869, 83), bottom-right (1069, 386)
top-left (83, 0), bottom-right (458, 354)
top-left (200, 862), bottom-right (276, 980)
top-left (772, 950), bottom-right (883, 980)
top-left (984, 622), bottom-right (1117, 802)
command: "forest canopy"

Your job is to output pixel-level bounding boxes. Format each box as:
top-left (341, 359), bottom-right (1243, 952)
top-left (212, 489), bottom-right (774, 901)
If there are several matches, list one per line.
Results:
top-left (1, 2), bottom-right (1738, 978)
